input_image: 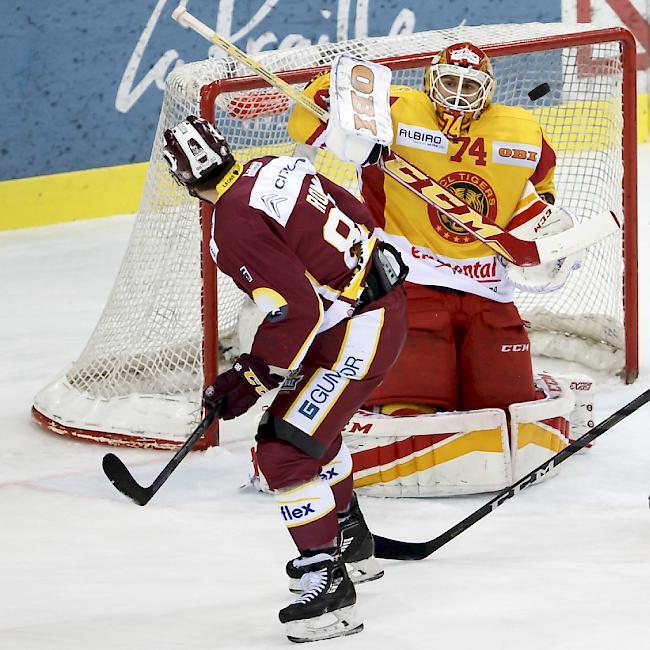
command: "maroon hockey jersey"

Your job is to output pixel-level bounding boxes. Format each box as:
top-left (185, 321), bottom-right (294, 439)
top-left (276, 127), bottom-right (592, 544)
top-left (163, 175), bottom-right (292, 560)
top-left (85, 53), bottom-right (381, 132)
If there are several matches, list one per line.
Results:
top-left (211, 155), bottom-right (377, 370)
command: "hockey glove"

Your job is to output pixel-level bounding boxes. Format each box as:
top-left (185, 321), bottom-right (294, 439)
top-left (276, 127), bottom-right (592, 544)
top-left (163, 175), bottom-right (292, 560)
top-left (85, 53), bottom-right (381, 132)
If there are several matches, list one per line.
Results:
top-left (203, 353), bottom-right (282, 420)
top-left (162, 115), bottom-right (235, 197)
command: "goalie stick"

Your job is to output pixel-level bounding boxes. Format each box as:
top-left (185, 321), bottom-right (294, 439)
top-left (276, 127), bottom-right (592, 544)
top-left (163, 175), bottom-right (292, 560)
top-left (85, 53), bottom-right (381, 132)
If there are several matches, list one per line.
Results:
top-left (171, 4), bottom-right (619, 266)
top-left (372, 388), bottom-right (650, 560)
top-left (103, 401), bottom-right (223, 505)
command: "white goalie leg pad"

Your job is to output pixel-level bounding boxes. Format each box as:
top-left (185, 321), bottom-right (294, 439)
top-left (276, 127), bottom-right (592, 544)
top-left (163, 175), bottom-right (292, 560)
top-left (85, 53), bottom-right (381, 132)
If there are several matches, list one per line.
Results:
top-left (342, 408), bottom-right (511, 497)
top-left (325, 54), bottom-right (393, 165)
top-left (509, 372), bottom-right (575, 483)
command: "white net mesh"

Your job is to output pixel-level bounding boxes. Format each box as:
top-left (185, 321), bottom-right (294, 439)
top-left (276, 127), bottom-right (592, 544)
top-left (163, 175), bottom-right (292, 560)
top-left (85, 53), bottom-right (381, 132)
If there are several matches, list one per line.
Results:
top-left (33, 23), bottom-right (633, 447)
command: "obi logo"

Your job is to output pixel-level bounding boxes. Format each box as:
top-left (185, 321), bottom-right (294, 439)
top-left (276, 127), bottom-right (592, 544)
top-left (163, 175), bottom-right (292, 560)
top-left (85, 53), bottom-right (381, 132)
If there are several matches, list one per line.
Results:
top-left (492, 141), bottom-right (541, 169)
top-left (498, 147), bottom-right (538, 162)
top-left (280, 503), bottom-right (316, 522)
top-left (501, 343), bottom-right (530, 352)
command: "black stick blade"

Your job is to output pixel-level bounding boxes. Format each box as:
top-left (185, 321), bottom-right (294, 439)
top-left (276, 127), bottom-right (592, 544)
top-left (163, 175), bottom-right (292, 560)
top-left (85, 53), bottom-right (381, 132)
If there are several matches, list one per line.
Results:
top-left (373, 535), bottom-right (433, 561)
top-left (102, 453), bottom-right (153, 506)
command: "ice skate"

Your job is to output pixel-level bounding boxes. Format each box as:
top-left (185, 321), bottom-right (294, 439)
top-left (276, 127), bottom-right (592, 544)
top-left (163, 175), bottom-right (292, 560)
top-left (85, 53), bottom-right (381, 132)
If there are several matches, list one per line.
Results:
top-left (279, 552), bottom-right (363, 643)
top-left (286, 493), bottom-right (383, 592)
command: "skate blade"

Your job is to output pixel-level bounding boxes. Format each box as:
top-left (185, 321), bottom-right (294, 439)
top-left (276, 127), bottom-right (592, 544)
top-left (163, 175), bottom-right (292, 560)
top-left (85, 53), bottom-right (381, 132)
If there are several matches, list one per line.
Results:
top-left (346, 557), bottom-right (384, 585)
top-left (286, 605), bottom-right (363, 643)
top-left (288, 558), bottom-right (383, 593)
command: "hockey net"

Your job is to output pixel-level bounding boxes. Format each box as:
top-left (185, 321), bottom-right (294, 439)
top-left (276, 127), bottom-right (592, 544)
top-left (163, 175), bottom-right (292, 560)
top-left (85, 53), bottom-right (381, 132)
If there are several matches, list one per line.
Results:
top-left (32, 23), bottom-right (637, 449)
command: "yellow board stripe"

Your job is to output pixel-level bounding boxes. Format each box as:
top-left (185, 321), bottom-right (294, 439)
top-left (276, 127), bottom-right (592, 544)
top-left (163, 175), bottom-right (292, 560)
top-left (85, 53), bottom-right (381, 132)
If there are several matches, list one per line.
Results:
top-left (2, 91), bottom-right (647, 232)
top-left (353, 427), bottom-right (503, 488)
top-left (0, 162), bottom-right (148, 231)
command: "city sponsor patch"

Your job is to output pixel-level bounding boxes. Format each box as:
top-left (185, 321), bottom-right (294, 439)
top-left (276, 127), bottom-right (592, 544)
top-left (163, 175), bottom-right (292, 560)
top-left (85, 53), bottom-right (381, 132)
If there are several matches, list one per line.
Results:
top-left (395, 123), bottom-right (449, 154)
top-left (492, 141), bottom-right (541, 169)
top-left (249, 156), bottom-right (315, 226)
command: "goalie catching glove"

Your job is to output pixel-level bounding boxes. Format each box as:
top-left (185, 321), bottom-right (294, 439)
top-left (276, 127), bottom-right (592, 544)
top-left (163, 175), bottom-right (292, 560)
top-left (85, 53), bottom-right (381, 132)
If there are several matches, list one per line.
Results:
top-left (162, 115), bottom-right (236, 197)
top-left (203, 354), bottom-right (282, 420)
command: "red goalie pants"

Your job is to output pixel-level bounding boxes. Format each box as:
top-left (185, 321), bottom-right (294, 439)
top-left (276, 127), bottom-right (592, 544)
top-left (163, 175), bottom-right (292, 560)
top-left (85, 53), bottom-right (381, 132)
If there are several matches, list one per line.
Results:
top-left (364, 283), bottom-right (536, 412)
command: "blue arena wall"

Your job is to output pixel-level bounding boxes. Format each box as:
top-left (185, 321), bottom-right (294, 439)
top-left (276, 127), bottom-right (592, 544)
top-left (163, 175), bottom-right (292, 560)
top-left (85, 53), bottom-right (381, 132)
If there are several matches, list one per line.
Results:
top-left (0, 0), bottom-right (562, 181)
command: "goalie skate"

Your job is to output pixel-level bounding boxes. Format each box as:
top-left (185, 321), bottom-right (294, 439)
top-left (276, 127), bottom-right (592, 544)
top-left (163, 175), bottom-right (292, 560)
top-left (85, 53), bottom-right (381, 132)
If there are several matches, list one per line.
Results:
top-left (279, 553), bottom-right (363, 643)
top-left (286, 493), bottom-right (383, 592)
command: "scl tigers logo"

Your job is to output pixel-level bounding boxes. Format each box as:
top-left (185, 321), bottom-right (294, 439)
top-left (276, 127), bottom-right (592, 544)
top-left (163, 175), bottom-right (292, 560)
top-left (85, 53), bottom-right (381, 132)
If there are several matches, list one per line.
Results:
top-left (429, 171), bottom-right (498, 244)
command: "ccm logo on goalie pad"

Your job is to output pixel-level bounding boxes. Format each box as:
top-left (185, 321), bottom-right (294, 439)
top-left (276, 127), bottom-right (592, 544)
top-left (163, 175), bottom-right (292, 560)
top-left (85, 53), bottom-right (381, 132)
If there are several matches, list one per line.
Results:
top-left (501, 343), bottom-right (529, 352)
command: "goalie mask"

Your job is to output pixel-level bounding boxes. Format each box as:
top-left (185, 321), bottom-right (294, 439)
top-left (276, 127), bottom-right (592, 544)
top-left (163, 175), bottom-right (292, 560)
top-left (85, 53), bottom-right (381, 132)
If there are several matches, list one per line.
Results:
top-left (162, 115), bottom-right (235, 195)
top-left (425, 42), bottom-right (495, 139)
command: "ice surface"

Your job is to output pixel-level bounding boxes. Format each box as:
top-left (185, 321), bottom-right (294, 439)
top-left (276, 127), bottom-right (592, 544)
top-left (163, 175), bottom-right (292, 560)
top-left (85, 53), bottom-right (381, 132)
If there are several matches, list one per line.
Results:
top-left (1, 145), bottom-right (649, 649)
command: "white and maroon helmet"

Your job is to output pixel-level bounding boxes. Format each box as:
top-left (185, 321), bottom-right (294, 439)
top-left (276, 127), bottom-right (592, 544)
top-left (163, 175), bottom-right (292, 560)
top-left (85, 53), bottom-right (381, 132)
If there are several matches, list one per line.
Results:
top-left (162, 115), bottom-right (235, 194)
top-left (425, 42), bottom-right (495, 138)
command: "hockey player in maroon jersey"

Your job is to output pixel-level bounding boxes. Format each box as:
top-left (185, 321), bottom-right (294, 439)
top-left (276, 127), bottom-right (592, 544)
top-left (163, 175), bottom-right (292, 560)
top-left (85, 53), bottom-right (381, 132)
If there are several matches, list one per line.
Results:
top-left (162, 116), bottom-right (408, 643)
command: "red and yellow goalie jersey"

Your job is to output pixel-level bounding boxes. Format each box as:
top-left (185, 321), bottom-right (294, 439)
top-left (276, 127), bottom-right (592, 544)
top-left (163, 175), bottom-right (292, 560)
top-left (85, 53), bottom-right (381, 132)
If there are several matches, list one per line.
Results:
top-left (288, 75), bottom-right (557, 303)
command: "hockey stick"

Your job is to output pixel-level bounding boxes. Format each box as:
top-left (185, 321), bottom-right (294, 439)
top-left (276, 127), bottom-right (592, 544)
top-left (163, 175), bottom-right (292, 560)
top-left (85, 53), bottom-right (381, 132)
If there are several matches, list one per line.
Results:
top-left (102, 402), bottom-right (223, 505)
top-left (170, 5), bottom-right (619, 266)
top-left (372, 388), bottom-right (650, 560)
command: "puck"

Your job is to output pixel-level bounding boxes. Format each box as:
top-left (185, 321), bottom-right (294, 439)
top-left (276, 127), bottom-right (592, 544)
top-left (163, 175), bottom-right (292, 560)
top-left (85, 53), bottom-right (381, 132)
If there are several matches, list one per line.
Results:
top-left (528, 82), bottom-right (550, 101)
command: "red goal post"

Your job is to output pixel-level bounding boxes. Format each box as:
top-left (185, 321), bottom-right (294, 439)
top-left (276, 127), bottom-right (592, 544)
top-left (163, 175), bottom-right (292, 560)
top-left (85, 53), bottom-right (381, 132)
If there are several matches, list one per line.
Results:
top-left (32, 23), bottom-right (638, 450)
